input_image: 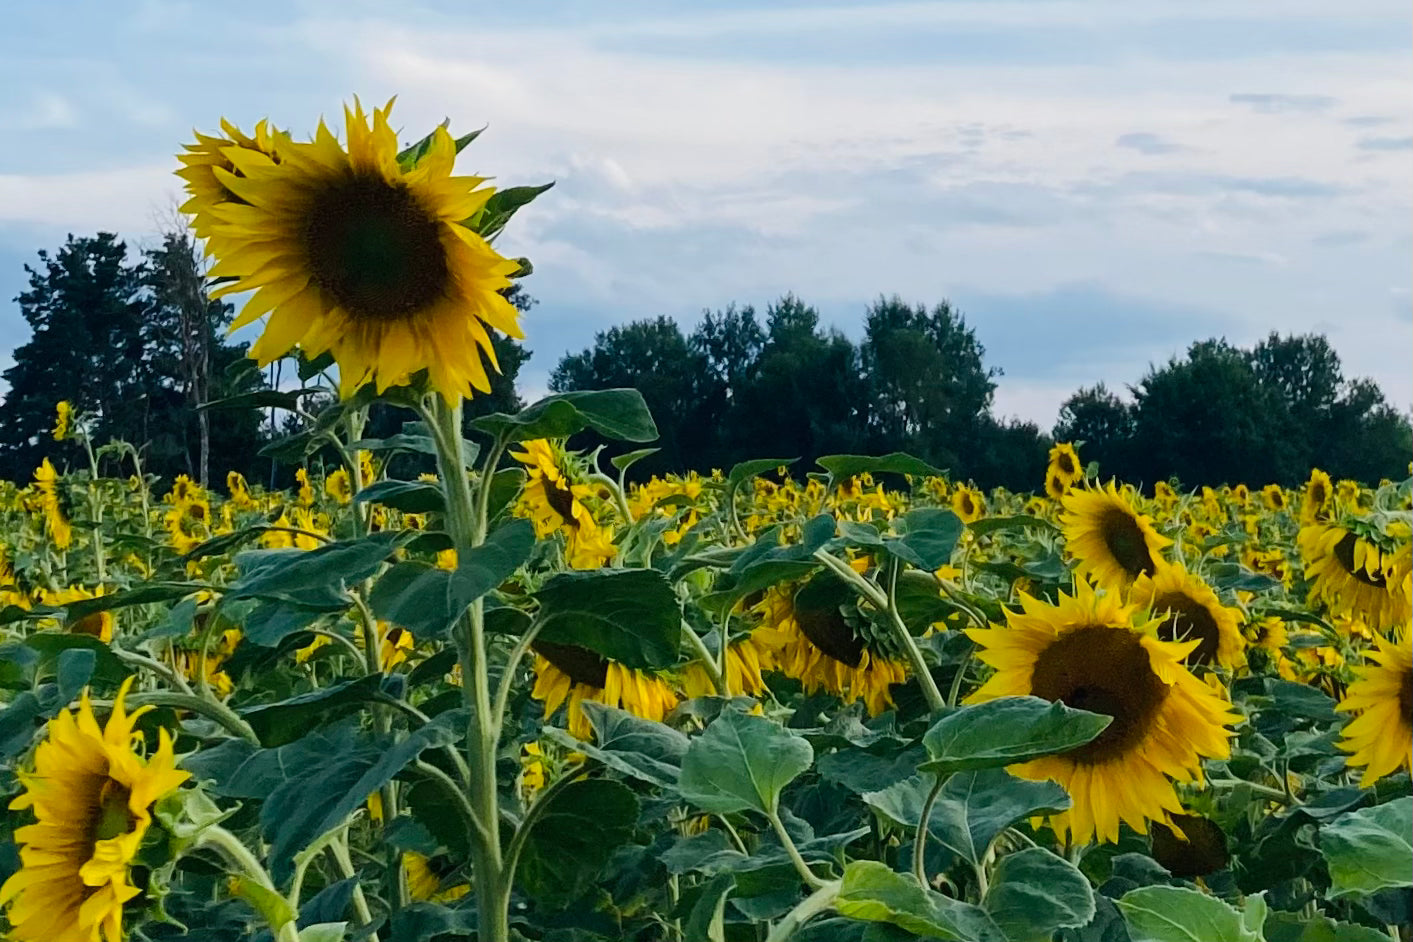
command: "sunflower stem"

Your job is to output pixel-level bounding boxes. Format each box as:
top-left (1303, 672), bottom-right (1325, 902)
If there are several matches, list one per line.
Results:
top-left (912, 773), bottom-right (945, 887)
top-left (122, 691), bottom-right (259, 744)
top-left (681, 619), bottom-right (728, 696)
top-left (764, 880), bottom-right (840, 942)
top-left (428, 395), bottom-right (509, 942)
top-left (767, 807), bottom-right (827, 891)
top-left (885, 559), bottom-right (946, 714)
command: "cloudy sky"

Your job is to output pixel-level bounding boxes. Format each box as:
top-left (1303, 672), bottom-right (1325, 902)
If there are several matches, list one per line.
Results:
top-left (2, 0), bottom-right (1409, 426)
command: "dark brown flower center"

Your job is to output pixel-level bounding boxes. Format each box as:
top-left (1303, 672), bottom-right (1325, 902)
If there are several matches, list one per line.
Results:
top-left (535, 640), bottom-right (608, 688)
top-left (1332, 532), bottom-right (1386, 588)
top-left (544, 478), bottom-right (579, 524)
top-left (303, 173), bottom-right (449, 320)
top-left (1150, 814), bottom-right (1229, 877)
top-left (1100, 508), bottom-right (1156, 579)
top-left (1152, 591), bottom-right (1221, 666)
top-left (71, 612), bottom-right (108, 639)
top-left (1030, 625), bottom-right (1168, 764)
top-left (1055, 453), bottom-right (1077, 476)
top-left (793, 597), bottom-right (865, 668)
top-left (1400, 667), bottom-right (1412, 727)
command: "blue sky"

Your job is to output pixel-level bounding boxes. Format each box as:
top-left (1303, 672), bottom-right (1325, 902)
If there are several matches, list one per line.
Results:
top-left (2, 0), bottom-right (1409, 426)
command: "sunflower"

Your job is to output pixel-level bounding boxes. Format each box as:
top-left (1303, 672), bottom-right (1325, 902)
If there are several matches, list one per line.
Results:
top-left (512, 439), bottom-right (616, 570)
top-left (1299, 523), bottom-right (1412, 632)
top-left (1300, 469), bottom-right (1333, 525)
top-left (176, 117), bottom-right (284, 240)
top-left (1149, 813), bottom-right (1229, 878)
top-left (965, 582), bottom-right (1239, 844)
top-left (0, 678), bottom-right (189, 942)
top-left (1335, 631), bottom-right (1412, 786)
top-left (530, 641), bottom-right (679, 740)
top-left (53, 400), bottom-right (72, 441)
top-left (1047, 442), bottom-right (1083, 486)
top-left (404, 851), bottom-right (470, 904)
top-left (188, 99), bottom-right (525, 401)
top-left (43, 585), bottom-right (116, 643)
top-left (226, 471), bottom-right (255, 510)
top-left (751, 581), bottom-right (908, 717)
top-left (950, 485), bottom-right (986, 524)
top-left (1060, 481), bottom-right (1172, 593)
top-left (1243, 616), bottom-right (1297, 680)
top-left (326, 467), bottom-right (353, 504)
top-left (682, 633), bottom-right (774, 699)
top-left (1044, 467), bottom-right (1069, 501)
top-left (1129, 564), bottom-right (1245, 670)
top-left (33, 458), bottom-right (73, 551)
top-left (1261, 484), bottom-right (1288, 512)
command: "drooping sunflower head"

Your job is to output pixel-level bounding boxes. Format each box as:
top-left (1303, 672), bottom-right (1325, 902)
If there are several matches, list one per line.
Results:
top-left (1335, 630), bottom-right (1412, 786)
top-left (0, 678), bottom-right (189, 942)
top-left (1044, 467), bottom-right (1069, 501)
top-left (1060, 481), bottom-right (1173, 593)
top-left (1301, 468), bottom-right (1334, 524)
top-left (950, 485), bottom-right (986, 524)
top-left (1130, 563), bottom-right (1246, 670)
top-left (965, 581), bottom-right (1238, 844)
top-left (53, 400), bottom-right (72, 441)
top-left (530, 641), bottom-right (679, 740)
top-left (1149, 813), bottom-right (1230, 878)
top-left (1298, 522), bottom-right (1412, 632)
top-left (32, 458), bottom-right (73, 551)
top-left (189, 99), bottom-right (527, 402)
top-left (1047, 442), bottom-right (1082, 485)
top-left (43, 584), bottom-right (116, 643)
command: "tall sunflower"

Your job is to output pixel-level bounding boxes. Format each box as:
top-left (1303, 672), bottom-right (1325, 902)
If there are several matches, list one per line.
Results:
top-left (0, 678), bottom-right (189, 942)
top-left (1298, 522), bottom-right (1412, 632)
top-left (33, 458), bottom-right (73, 551)
top-left (1047, 442), bottom-right (1083, 487)
top-left (1129, 563), bottom-right (1245, 670)
top-left (530, 641), bottom-right (679, 740)
top-left (1335, 630), bottom-right (1412, 786)
top-left (950, 485), bottom-right (985, 524)
top-left (751, 580), bottom-right (908, 717)
top-left (184, 99), bottom-right (525, 401)
top-left (1060, 481), bottom-right (1172, 593)
top-left (965, 582), bottom-right (1239, 844)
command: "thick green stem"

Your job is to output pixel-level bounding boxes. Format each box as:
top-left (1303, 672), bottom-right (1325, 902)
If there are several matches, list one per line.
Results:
top-left (765, 880), bottom-right (840, 942)
top-left (192, 825), bottom-right (300, 942)
top-left (681, 619), bottom-right (727, 696)
top-left (125, 691), bottom-right (259, 744)
top-left (767, 808), bottom-right (827, 891)
top-left (912, 773), bottom-right (944, 887)
top-left (428, 396), bottom-right (508, 942)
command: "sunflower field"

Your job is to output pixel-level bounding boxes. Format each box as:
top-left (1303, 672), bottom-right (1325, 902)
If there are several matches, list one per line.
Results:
top-left (2, 103), bottom-right (1411, 942)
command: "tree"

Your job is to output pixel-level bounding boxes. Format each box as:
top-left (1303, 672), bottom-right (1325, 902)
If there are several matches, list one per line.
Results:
top-left (860, 295), bottom-right (998, 475)
top-left (1053, 383), bottom-right (1135, 480)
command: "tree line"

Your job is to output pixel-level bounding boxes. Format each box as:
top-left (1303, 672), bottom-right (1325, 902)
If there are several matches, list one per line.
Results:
top-left (1, 232), bottom-right (1406, 491)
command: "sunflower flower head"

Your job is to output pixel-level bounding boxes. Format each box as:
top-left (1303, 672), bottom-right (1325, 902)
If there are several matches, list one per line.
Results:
top-left (33, 458), bottom-right (73, 551)
top-left (530, 642), bottom-right (679, 740)
top-left (1299, 521), bottom-right (1412, 632)
top-left (1060, 481), bottom-right (1173, 593)
top-left (1335, 630), bottom-right (1412, 786)
top-left (1, 677), bottom-right (189, 942)
top-left (53, 400), bottom-right (73, 441)
top-left (1047, 442), bottom-right (1083, 487)
top-left (186, 98), bottom-right (529, 402)
top-left (1130, 563), bottom-right (1246, 670)
top-left (965, 581), bottom-right (1239, 844)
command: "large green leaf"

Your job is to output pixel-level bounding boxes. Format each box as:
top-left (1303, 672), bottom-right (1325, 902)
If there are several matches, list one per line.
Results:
top-left (0, 649), bottom-right (96, 759)
top-left (354, 480), bottom-right (446, 514)
top-left (58, 582), bottom-right (209, 622)
top-left (1319, 797), bottom-right (1413, 898)
top-left (983, 848), bottom-right (1094, 942)
top-left (678, 709), bottom-right (814, 815)
top-left (533, 568), bottom-right (681, 670)
top-left (237, 674), bottom-right (389, 747)
top-left (864, 769), bottom-right (1069, 866)
top-left (473, 388), bottom-right (658, 443)
top-left (817, 453), bottom-right (947, 484)
top-left (884, 509), bottom-right (964, 571)
top-left (965, 515), bottom-right (1060, 537)
top-left (241, 603), bottom-right (322, 647)
top-left (516, 777), bottom-right (639, 906)
top-left (1116, 886), bottom-right (1259, 942)
top-left (228, 533), bottom-right (404, 610)
top-left (836, 861), bottom-right (1006, 941)
top-left (540, 701), bottom-right (688, 788)
top-left (1262, 910), bottom-right (1391, 942)
top-left (449, 519), bottom-right (534, 610)
top-left (921, 696), bottom-right (1110, 775)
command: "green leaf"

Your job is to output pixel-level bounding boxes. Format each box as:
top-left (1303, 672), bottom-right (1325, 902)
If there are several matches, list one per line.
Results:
top-left (238, 674), bottom-right (388, 747)
top-left (350, 431), bottom-right (440, 459)
top-left (449, 519), bottom-right (534, 610)
top-left (533, 568), bottom-right (681, 670)
top-left (678, 709), bottom-right (813, 815)
top-left (355, 480), bottom-right (446, 514)
top-left (1320, 797), bottom-right (1413, 898)
top-left (884, 509), bottom-right (963, 570)
top-left (199, 389), bottom-right (320, 412)
top-left (966, 515), bottom-right (1059, 537)
top-left (920, 696), bottom-right (1111, 775)
top-left (56, 648), bottom-right (95, 702)
top-left (725, 457), bottom-right (796, 508)
top-left (864, 769), bottom-right (1069, 866)
top-left (261, 711), bottom-right (467, 882)
top-left (474, 388), bottom-right (658, 443)
top-left (516, 777), bottom-right (639, 906)
top-left (229, 533), bottom-right (404, 610)
top-left (24, 634), bottom-right (128, 686)
top-left (1116, 886), bottom-right (1259, 942)
top-left (473, 182), bottom-right (555, 242)
top-left (984, 848), bottom-right (1094, 941)
top-left (685, 873), bottom-right (734, 942)
top-left (485, 467), bottom-right (526, 524)
top-left (540, 701), bottom-right (688, 788)
top-left (817, 453), bottom-right (947, 485)
top-left (1262, 910), bottom-right (1391, 942)
top-left (611, 447), bottom-right (661, 472)
top-left (60, 582), bottom-right (208, 622)
top-left (299, 924), bottom-right (348, 942)
top-left (241, 602), bottom-right (321, 647)
top-left (837, 861), bottom-right (1006, 941)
